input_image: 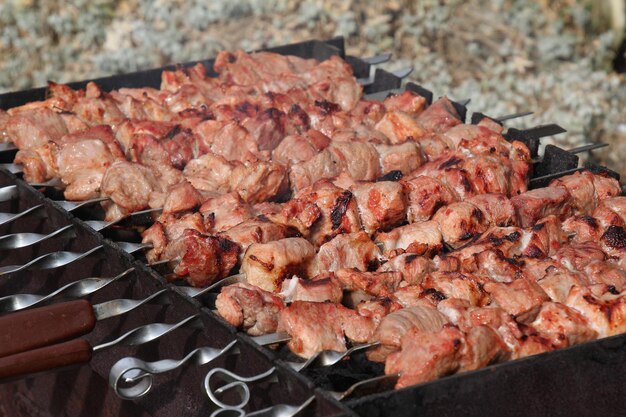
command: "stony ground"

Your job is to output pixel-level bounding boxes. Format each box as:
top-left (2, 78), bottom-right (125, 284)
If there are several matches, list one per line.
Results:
top-left (1, 0), bottom-right (625, 175)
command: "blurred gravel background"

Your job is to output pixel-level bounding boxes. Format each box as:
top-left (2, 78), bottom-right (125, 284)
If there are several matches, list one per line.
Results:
top-left (1, 0), bottom-right (625, 175)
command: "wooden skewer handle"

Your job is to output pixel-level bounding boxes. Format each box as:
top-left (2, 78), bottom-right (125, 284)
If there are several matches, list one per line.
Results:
top-left (0, 339), bottom-right (92, 381)
top-left (0, 299), bottom-right (96, 358)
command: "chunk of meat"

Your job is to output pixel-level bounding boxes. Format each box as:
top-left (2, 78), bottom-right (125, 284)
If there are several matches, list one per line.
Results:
top-left (100, 161), bottom-right (164, 217)
top-left (465, 193), bottom-right (515, 227)
top-left (162, 229), bottom-right (240, 287)
top-left (511, 186), bottom-right (573, 228)
top-left (333, 268), bottom-right (403, 298)
top-left (385, 327), bottom-right (464, 389)
top-left (375, 221), bottom-right (443, 257)
top-left (554, 242), bottom-right (606, 272)
top-left (277, 301), bottom-right (375, 358)
top-left (289, 142), bottom-right (380, 191)
top-left (161, 181), bottom-right (203, 214)
top-left (279, 276), bottom-right (343, 303)
top-left (350, 181), bottom-right (407, 233)
top-left (382, 90), bottom-right (428, 117)
top-left (483, 278), bottom-right (550, 323)
top-left (271, 130), bottom-right (330, 165)
top-left (199, 192), bottom-right (253, 232)
top-left (218, 217), bottom-right (298, 255)
top-left (432, 202), bottom-right (488, 249)
top-left (422, 271), bottom-right (488, 307)
top-left (565, 285), bottom-right (626, 337)
top-left (295, 180), bottom-right (362, 247)
top-left (216, 283), bottom-right (285, 335)
top-left (415, 97), bottom-right (461, 133)
top-left (5, 108), bottom-right (68, 150)
top-left (375, 110), bottom-right (426, 144)
top-left (531, 302), bottom-right (597, 348)
top-left (402, 176), bottom-right (459, 222)
top-left (367, 306), bottom-right (449, 362)
top-left (314, 231), bottom-right (381, 273)
top-left (374, 142), bottom-right (423, 175)
top-left (379, 254), bottom-right (432, 285)
top-left (241, 237), bottom-right (315, 292)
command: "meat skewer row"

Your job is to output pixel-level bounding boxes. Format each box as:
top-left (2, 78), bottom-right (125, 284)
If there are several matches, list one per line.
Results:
top-left (216, 207), bottom-right (626, 389)
top-left (141, 170), bottom-right (619, 290)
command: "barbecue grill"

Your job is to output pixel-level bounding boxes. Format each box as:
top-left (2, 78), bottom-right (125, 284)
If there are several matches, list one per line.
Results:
top-left (0, 37), bottom-right (624, 417)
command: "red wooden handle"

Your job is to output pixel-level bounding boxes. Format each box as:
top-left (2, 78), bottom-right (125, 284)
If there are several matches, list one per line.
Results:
top-left (0, 339), bottom-right (92, 381)
top-left (0, 299), bottom-right (96, 358)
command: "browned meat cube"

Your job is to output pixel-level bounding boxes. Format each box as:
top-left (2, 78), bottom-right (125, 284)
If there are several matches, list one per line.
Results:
top-left (554, 242), bottom-right (606, 272)
top-left (593, 196), bottom-right (626, 229)
top-left (584, 260), bottom-right (626, 292)
top-left (385, 327), bottom-right (463, 389)
top-left (474, 249), bottom-right (523, 283)
top-left (5, 107), bottom-right (68, 150)
top-left (375, 109), bottom-right (426, 144)
top-left (375, 221), bottom-right (443, 257)
top-left (422, 271), bottom-right (488, 307)
top-left (279, 276), bottom-right (343, 304)
top-left (551, 171), bottom-right (621, 214)
top-left (566, 285), bottom-right (626, 337)
top-left (402, 175), bottom-right (459, 222)
top-left (562, 215), bottom-right (604, 244)
top-left (241, 237), bottom-right (315, 292)
top-left (314, 231), bottom-right (382, 272)
top-left (483, 278), bottom-right (550, 323)
top-left (374, 142), bottom-right (424, 175)
top-left (536, 268), bottom-right (589, 303)
top-left (295, 180), bottom-right (362, 247)
top-left (162, 229), bottom-right (240, 288)
top-left (511, 186), bottom-right (573, 228)
top-left (415, 96), bottom-right (461, 133)
top-left (199, 192), bottom-right (253, 233)
top-left (162, 181), bottom-right (204, 214)
top-left (350, 181), bottom-right (407, 234)
top-left (600, 225), bottom-right (626, 257)
top-left (379, 254), bottom-right (432, 285)
top-left (531, 302), bottom-right (597, 348)
top-left (367, 306), bottom-right (449, 362)
top-left (218, 217), bottom-right (298, 257)
top-left (271, 130), bottom-right (330, 165)
top-left (432, 201), bottom-right (488, 249)
top-left (333, 268), bottom-right (403, 298)
top-left (277, 301), bottom-right (375, 358)
top-left (216, 283), bottom-right (285, 336)
top-left (466, 193), bottom-right (515, 227)
top-left (382, 90), bottom-right (428, 117)
top-left (459, 325), bottom-right (509, 372)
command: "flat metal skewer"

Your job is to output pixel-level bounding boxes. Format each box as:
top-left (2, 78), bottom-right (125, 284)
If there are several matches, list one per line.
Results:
top-left (0, 267), bottom-right (136, 313)
top-left (0, 224), bottom-right (75, 251)
top-left (0, 245), bottom-right (103, 276)
top-left (84, 207), bottom-right (163, 232)
top-left (358, 66), bottom-right (414, 86)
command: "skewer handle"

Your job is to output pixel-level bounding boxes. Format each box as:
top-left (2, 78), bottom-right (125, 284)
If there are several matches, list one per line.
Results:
top-left (0, 339), bottom-right (92, 381)
top-left (0, 299), bottom-right (96, 358)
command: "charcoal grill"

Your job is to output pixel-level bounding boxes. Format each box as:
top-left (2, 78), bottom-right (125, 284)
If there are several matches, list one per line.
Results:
top-left (0, 37), bottom-right (624, 417)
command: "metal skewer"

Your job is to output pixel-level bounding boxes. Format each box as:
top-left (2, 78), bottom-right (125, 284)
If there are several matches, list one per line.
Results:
top-left (531, 142), bottom-right (608, 164)
top-left (0, 267), bottom-right (136, 313)
top-left (209, 396), bottom-right (316, 417)
top-left (0, 204), bottom-right (47, 228)
top-left (361, 53), bottom-right (392, 65)
top-left (358, 66), bottom-right (414, 86)
top-left (0, 224), bottom-right (75, 250)
top-left (0, 185), bottom-right (18, 202)
top-left (84, 207), bottom-right (163, 232)
top-left (0, 245), bottom-right (103, 276)
top-left (108, 329), bottom-right (289, 400)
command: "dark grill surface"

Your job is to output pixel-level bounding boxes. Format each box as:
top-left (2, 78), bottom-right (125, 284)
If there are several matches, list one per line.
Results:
top-left (0, 37), bottom-right (624, 417)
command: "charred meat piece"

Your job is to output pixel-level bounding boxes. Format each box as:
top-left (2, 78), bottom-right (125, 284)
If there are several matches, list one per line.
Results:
top-left (432, 201), bottom-right (489, 249)
top-left (382, 90), bottom-right (427, 117)
top-left (241, 237), bottom-right (316, 292)
top-left (280, 276), bottom-right (343, 304)
top-left (162, 229), bottom-right (240, 287)
top-left (216, 283), bottom-right (285, 336)
top-left (385, 327), bottom-right (464, 389)
top-left (351, 181), bottom-right (407, 234)
top-left (375, 221), bottom-right (443, 257)
top-left (402, 175), bottom-right (459, 222)
top-left (531, 301), bottom-right (597, 349)
top-left (367, 305), bottom-right (449, 362)
top-left (333, 268), bottom-right (403, 298)
top-left (277, 301), bottom-right (375, 358)
top-left (483, 278), bottom-right (550, 323)
top-left (314, 231), bottom-right (382, 272)
top-left (379, 254), bottom-right (432, 286)
top-left (422, 271), bottom-right (488, 307)
top-left (374, 142), bottom-right (424, 175)
top-left (295, 180), bottom-right (362, 247)
top-left (218, 216), bottom-right (299, 257)
top-left (566, 285), bottom-right (626, 337)
top-left (511, 186), bottom-right (573, 228)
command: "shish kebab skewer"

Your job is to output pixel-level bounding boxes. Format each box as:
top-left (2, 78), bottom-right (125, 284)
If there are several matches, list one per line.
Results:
top-left (140, 168), bottom-right (619, 293)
